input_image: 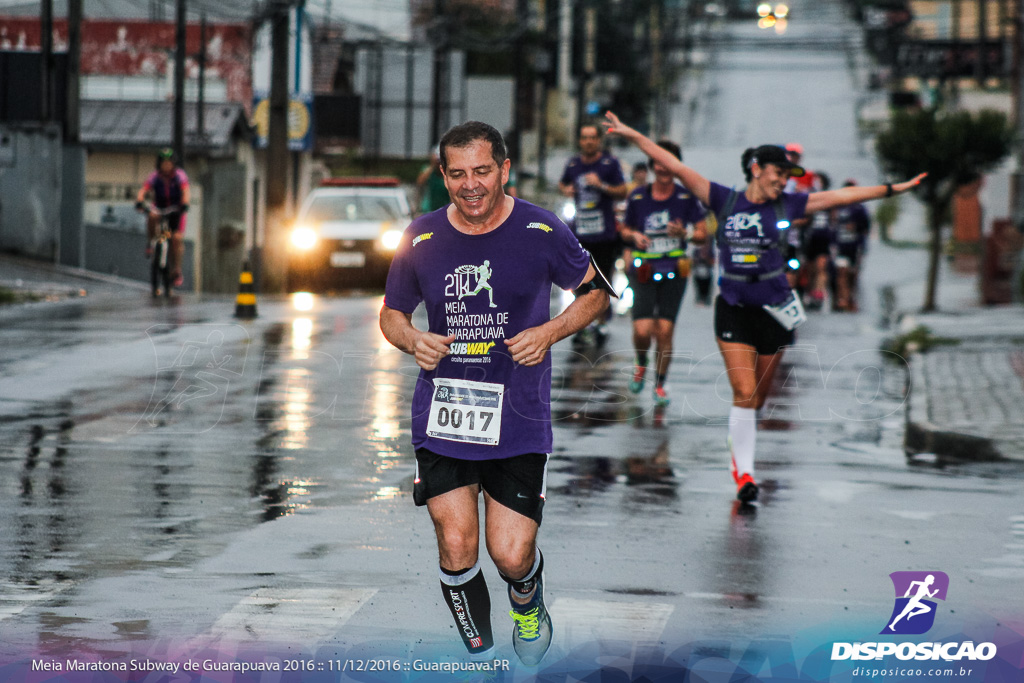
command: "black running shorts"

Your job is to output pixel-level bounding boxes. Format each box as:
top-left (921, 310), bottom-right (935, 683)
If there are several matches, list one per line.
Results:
top-left (630, 276), bottom-right (687, 322)
top-left (413, 449), bottom-right (549, 525)
top-left (804, 230), bottom-right (831, 259)
top-left (713, 294), bottom-right (793, 355)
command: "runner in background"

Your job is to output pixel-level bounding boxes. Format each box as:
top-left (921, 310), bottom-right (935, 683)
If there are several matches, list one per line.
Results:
top-left (620, 140), bottom-right (707, 406)
top-left (832, 179), bottom-right (871, 311)
top-left (558, 124), bottom-right (629, 346)
top-left (802, 172), bottom-right (834, 310)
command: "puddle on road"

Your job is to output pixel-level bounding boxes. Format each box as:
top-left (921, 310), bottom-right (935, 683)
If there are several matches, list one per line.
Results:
top-left (550, 439), bottom-right (679, 501)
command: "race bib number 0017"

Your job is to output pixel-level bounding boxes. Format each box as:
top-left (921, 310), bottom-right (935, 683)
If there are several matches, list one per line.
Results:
top-left (427, 378), bottom-right (504, 446)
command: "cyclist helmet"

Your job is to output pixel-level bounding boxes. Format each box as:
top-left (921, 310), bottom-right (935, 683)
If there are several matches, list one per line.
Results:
top-left (156, 147), bottom-right (176, 168)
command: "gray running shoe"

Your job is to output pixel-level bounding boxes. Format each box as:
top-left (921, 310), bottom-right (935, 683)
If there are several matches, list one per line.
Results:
top-left (508, 576), bottom-right (552, 666)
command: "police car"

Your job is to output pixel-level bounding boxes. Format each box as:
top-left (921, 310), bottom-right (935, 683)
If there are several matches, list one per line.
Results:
top-left (287, 177), bottom-right (412, 290)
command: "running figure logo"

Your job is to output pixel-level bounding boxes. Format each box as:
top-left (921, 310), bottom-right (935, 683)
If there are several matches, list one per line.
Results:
top-left (456, 261), bottom-right (498, 308)
top-left (881, 571), bottom-right (949, 635)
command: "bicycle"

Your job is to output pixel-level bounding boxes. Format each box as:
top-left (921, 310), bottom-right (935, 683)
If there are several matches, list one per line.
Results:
top-left (138, 203), bottom-right (183, 297)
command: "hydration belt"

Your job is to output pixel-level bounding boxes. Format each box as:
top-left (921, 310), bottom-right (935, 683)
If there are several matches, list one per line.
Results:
top-left (715, 188), bottom-right (789, 283)
top-left (632, 248), bottom-right (687, 260)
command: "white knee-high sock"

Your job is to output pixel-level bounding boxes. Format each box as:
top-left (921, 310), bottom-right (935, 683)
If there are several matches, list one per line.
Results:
top-left (729, 406), bottom-right (757, 478)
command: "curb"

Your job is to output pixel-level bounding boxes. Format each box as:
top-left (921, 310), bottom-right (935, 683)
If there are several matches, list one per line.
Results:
top-left (903, 351), bottom-right (1005, 462)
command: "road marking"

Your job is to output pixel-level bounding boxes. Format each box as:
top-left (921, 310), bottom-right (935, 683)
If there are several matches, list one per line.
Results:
top-left (0, 582), bottom-right (68, 622)
top-left (551, 598), bottom-right (673, 645)
top-left (208, 587), bottom-right (377, 644)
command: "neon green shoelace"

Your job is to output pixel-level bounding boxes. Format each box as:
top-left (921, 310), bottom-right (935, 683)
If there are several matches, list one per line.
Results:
top-left (509, 607), bottom-right (541, 641)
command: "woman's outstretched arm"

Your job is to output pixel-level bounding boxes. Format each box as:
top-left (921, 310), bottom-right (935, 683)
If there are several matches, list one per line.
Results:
top-left (805, 174), bottom-right (926, 213)
top-left (602, 111), bottom-right (712, 207)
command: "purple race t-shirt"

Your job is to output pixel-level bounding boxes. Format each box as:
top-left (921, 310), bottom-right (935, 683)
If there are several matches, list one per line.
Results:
top-left (707, 181), bottom-right (808, 307)
top-left (559, 152), bottom-right (625, 243)
top-left (624, 183), bottom-right (707, 272)
top-left (384, 198), bottom-right (591, 461)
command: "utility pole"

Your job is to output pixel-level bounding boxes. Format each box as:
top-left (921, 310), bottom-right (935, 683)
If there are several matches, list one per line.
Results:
top-left (977, 0), bottom-right (988, 84)
top-left (510, 0), bottom-right (529, 167)
top-left (430, 0), bottom-right (448, 147)
top-left (557, 0), bottom-right (572, 92)
top-left (263, 0), bottom-right (292, 293)
top-left (41, 0), bottom-right (53, 122)
top-left (576, 2), bottom-right (596, 129)
top-left (557, 0), bottom-right (573, 142)
top-left (197, 13), bottom-right (206, 143)
top-left (66, 0), bottom-right (81, 143)
top-left (650, 1), bottom-right (662, 137)
top-left (1014, 0), bottom-right (1024, 301)
top-left (173, 0), bottom-right (186, 161)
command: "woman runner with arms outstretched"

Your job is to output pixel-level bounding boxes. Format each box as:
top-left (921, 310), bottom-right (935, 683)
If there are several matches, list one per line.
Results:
top-left (603, 111), bottom-right (925, 503)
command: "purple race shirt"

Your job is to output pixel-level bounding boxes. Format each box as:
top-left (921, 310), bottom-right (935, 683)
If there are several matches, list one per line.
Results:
top-left (559, 152), bottom-right (625, 243)
top-left (623, 183), bottom-right (706, 272)
top-left (707, 181), bottom-right (808, 307)
top-left (384, 198), bottom-right (591, 461)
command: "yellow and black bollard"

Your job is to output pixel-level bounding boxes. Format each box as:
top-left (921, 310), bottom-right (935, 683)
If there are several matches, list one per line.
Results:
top-left (234, 262), bottom-right (258, 319)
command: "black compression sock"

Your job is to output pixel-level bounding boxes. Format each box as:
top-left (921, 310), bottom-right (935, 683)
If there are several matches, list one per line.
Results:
top-left (440, 564), bottom-right (493, 654)
top-left (636, 352), bottom-right (649, 368)
top-left (656, 373), bottom-right (668, 388)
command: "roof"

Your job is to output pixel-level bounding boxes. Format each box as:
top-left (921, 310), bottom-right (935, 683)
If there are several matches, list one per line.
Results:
top-left (80, 99), bottom-right (251, 154)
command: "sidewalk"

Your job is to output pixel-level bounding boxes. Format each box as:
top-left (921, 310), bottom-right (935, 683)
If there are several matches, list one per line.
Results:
top-left (884, 208), bottom-right (1024, 463)
top-left (0, 252), bottom-right (149, 323)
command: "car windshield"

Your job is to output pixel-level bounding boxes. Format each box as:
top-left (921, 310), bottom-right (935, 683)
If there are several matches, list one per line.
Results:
top-left (306, 193), bottom-right (406, 222)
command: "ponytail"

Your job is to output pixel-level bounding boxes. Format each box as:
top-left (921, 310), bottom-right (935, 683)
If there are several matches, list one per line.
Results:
top-left (740, 148), bottom-right (756, 182)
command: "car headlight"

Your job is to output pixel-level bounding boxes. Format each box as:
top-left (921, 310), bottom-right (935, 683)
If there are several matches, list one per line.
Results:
top-left (380, 229), bottom-right (403, 251)
top-left (291, 226), bottom-right (318, 251)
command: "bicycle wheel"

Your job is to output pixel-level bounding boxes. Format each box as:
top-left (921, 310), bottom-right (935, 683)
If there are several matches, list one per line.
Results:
top-left (150, 242), bottom-right (161, 296)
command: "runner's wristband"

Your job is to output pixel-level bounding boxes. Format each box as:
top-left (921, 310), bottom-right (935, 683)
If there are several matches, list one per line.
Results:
top-left (885, 183), bottom-right (893, 198)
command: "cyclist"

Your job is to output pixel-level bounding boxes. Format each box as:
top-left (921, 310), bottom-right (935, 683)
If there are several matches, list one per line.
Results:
top-left (136, 148), bottom-right (190, 287)
top-left (620, 140), bottom-right (707, 406)
top-left (603, 110), bottom-right (925, 503)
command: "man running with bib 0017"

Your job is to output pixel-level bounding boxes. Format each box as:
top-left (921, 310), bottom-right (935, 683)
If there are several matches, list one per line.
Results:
top-left (380, 121), bottom-right (613, 665)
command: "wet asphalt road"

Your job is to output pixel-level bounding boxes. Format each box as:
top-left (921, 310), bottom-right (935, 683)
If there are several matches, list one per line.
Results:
top-left (1, 243), bottom-right (1023, 674)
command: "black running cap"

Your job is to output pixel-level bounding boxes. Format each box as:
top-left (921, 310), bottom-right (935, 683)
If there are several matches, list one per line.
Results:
top-left (751, 145), bottom-right (805, 177)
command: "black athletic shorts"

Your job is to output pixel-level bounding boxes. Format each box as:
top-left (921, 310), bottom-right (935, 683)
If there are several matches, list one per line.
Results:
top-left (630, 276), bottom-right (687, 322)
top-left (835, 243), bottom-right (860, 268)
top-left (413, 449), bottom-right (549, 525)
top-left (714, 294), bottom-right (793, 355)
top-left (804, 230), bottom-right (831, 260)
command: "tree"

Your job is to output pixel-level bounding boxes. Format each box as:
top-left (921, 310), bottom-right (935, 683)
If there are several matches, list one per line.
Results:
top-left (875, 107), bottom-right (1013, 311)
